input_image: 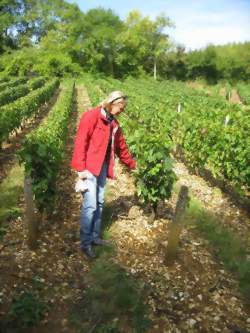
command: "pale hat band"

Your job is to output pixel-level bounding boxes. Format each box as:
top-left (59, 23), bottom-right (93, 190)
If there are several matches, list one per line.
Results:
top-left (101, 91), bottom-right (128, 106)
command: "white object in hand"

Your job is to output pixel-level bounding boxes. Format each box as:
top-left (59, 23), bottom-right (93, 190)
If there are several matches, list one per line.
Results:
top-left (75, 178), bottom-right (88, 193)
top-left (77, 170), bottom-right (92, 179)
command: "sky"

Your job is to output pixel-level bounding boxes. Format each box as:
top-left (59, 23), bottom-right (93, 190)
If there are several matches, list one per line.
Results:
top-left (66, 0), bottom-right (250, 50)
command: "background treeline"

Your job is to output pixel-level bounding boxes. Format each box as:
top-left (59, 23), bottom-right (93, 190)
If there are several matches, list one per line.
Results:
top-left (163, 43), bottom-right (250, 83)
top-left (0, 0), bottom-right (249, 83)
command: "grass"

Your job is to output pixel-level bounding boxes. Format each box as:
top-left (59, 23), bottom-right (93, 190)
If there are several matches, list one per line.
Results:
top-left (0, 278), bottom-right (49, 333)
top-left (185, 197), bottom-right (250, 303)
top-left (69, 193), bottom-right (150, 333)
top-left (0, 164), bottom-right (24, 239)
top-left (4, 291), bottom-right (48, 330)
top-left (69, 251), bottom-right (150, 333)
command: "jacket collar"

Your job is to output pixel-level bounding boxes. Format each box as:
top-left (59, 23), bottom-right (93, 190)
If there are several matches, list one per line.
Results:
top-left (100, 107), bottom-right (107, 119)
top-left (100, 107), bottom-right (117, 125)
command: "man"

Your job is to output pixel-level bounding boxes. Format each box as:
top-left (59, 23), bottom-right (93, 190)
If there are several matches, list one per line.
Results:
top-left (71, 91), bottom-right (136, 258)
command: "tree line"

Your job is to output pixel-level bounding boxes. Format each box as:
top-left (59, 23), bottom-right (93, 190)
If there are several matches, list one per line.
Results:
top-left (0, 0), bottom-right (249, 82)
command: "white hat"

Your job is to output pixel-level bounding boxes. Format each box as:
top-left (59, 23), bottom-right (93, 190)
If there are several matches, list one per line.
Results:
top-left (101, 91), bottom-right (128, 106)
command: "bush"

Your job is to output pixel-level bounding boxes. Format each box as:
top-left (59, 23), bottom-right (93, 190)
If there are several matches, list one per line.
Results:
top-left (3, 49), bottom-right (37, 76)
top-left (2, 291), bottom-right (48, 330)
top-left (1, 49), bottom-right (83, 78)
top-left (33, 53), bottom-right (82, 77)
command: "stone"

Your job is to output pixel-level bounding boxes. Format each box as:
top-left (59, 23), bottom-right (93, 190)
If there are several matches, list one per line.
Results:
top-left (128, 206), bottom-right (142, 219)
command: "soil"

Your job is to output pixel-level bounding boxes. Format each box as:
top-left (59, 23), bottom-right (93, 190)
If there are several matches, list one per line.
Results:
top-left (230, 89), bottom-right (242, 104)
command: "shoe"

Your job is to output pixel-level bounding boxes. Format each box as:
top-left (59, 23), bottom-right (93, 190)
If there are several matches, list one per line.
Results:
top-left (81, 246), bottom-right (96, 258)
top-left (92, 238), bottom-right (110, 246)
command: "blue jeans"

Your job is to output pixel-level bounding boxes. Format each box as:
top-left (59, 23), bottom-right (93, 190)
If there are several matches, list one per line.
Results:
top-left (80, 162), bottom-right (108, 249)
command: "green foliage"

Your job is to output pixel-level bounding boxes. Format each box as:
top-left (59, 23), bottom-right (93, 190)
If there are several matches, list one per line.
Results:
top-left (187, 199), bottom-right (250, 302)
top-left (83, 255), bottom-right (150, 332)
top-left (3, 290), bottom-right (48, 329)
top-left (0, 165), bottom-right (22, 240)
top-left (0, 77), bottom-right (27, 91)
top-left (160, 47), bottom-right (187, 81)
top-left (78, 8), bottom-right (124, 75)
top-left (186, 45), bottom-right (219, 83)
top-left (120, 77), bottom-right (249, 191)
top-left (0, 164), bottom-right (24, 223)
top-left (0, 1), bottom-right (174, 79)
top-left (115, 10), bottom-right (172, 77)
top-left (28, 77), bottom-right (46, 90)
top-left (33, 53), bottom-right (82, 77)
top-left (0, 47), bottom-right (82, 78)
top-left (0, 78), bottom-right (59, 146)
top-left (167, 80), bottom-right (250, 190)
top-left (80, 74), bottom-right (106, 106)
top-left (0, 85), bottom-right (29, 106)
top-left (164, 42), bottom-right (250, 83)
top-left (0, 0), bottom-right (22, 53)
top-left (237, 82), bottom-right (250, 105)
top-left (94, 75), bottom-right (249, 193)
top-left (3, 49), bottom-right (37, 76)
top-left (85, 75), bottom-right (177, 210)
top-left (0, 0), bottom-right (249, 81)
top-left (0, 224), bottom-right (8, 241)
top-left (19, 81), bottom-right (74, 212)
top-left (0, 77), bottom-right (46, 106)
top-left (96, 321), bottom-right (120, 333)
top-left (0, 76), bottom-right (10, 84)
top-left (134, 135), bottom-right (176, 205)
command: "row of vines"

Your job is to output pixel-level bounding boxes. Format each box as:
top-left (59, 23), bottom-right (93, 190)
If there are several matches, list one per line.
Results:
top-left (87, 76), bottom-right (249, 194)
top-left (1, 74), bottom-right (249, 243)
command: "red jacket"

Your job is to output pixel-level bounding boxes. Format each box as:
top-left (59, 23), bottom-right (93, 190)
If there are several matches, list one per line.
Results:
top-left (71, 107), bottom-right (136, 179)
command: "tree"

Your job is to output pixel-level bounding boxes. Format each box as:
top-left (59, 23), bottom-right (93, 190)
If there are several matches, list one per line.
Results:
top-left (151, 14), bottom-right (173, 80)
top-left (161, 45), bottom-right (187, 80)
top-left (0, 0), bottom-right (23, 53)
top-left (78, 8), bottom-right (123, 75)
top-left (115, 11), bottom-right (172, 78)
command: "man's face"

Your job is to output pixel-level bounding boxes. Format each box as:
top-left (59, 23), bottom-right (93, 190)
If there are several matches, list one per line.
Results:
top-left (109, 99), bottom-right (127, 115)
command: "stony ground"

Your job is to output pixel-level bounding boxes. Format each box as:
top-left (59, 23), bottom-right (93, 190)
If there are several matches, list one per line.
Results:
top-left (173, 161), bottom-right (250, 247)
top-left (106, 162), bottom-right (250, 333)
top-left (0, 86), bottom-right (249, 333)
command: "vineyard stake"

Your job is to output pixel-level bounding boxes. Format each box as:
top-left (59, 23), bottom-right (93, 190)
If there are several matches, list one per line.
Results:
top-left (24, 175), bottom-right (39, 249)
top-left (165, 185), bottom-right (189, 265)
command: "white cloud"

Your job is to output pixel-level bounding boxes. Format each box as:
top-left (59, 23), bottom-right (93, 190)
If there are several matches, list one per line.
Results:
top-left (171, 25), bottom-right (250, 50)
top-left (162, 1), bottom-right (250, 49)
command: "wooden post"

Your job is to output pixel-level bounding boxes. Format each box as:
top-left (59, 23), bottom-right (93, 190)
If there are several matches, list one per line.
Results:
top-left (165, 185), bottom-right (189, 265)
top-left (24, 175), bottom-right (39, 249)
